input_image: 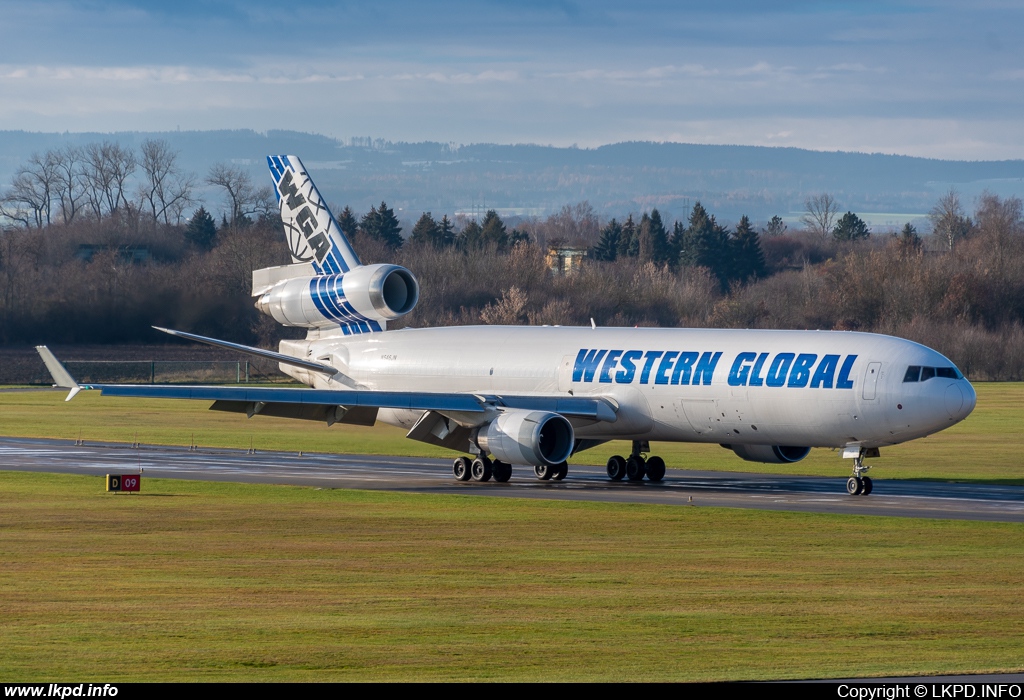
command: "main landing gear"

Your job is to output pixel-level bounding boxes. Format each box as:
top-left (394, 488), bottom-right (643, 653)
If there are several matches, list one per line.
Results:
top-left (606, 441), bottom-right (666, 483)
top-left (533, 462), bottom-right (568, 481)
top-left (846, 453), bottom-right (873, 496)
top-left (452, 455), bottom-right (512, 483)
top-left (452, 455), bottom-right (569, 483)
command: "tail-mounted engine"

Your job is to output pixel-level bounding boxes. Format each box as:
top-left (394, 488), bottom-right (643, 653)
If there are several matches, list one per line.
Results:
top-left (476, 410), bottom-right (575, 467)
top-left (254, 263), bottom-right (419, 330)
top-left (729, 444), bottom-right (811, 464)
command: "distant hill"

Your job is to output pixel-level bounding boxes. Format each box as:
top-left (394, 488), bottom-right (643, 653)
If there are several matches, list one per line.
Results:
top-left (2, 130), bottom-right (1022, 225)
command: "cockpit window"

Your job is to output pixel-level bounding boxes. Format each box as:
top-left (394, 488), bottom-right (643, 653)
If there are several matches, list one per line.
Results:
top-left (904, 365), bottom-right (964, 382)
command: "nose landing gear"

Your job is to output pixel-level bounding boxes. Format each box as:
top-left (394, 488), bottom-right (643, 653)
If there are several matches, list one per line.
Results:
top-left (845, 451), bottom-right (875, 496)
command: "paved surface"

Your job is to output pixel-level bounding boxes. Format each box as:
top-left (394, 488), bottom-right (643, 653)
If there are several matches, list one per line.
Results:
top-left (3, 436), bottom-right (1024, 522)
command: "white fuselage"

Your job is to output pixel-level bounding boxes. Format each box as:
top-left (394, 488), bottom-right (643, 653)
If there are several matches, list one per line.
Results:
top-left (278, 325), bottom-right (976, 450)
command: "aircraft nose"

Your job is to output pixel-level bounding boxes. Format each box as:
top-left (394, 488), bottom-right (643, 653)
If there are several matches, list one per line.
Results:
top-left (958, 380), bottom-right (977, 421)
top-left (944, 381), bottom-right (976, 422)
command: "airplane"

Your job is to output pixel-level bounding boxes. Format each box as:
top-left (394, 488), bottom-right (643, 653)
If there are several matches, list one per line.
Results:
top-left (37, 155), bottom-right (977, 496)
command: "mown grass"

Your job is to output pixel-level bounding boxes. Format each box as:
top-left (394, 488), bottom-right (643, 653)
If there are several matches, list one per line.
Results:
top-left (0, 383), bottom-right (1020, 482)
top-left (1, 470), bottom-right (1022, 681)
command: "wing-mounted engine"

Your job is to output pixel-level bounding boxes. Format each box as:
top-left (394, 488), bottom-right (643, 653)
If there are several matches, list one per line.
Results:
top-left (475, 409), bottom-right (575, 467)
top-left (254, 263), bottom-right (419, 331)
top-left (728, 444), bottom-right (811, 464)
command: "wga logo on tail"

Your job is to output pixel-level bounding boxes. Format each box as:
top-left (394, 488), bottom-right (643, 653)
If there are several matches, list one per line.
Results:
top-left (276, 167), bottom-right (332, 265)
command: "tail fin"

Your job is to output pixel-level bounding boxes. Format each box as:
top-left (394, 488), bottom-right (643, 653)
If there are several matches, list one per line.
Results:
top-left (267, 155), bottom-right (361, 275)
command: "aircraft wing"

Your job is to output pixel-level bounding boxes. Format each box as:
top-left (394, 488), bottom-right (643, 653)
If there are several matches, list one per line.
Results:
top-left (34, 346), bottom-right (618, 424)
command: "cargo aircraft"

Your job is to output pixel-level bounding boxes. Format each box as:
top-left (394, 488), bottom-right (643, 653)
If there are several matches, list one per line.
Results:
top-left (37, 156), bottom-right (977, 495)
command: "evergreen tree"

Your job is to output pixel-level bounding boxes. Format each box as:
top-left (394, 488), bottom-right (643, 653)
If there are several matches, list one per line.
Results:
top-left (617, 214), bottom-right (638, 258)
top-left (648, 209), bottom-right (671, 264)
top-left (592, 219), bottom-right (621, 261)
top-left (509, 228), bottom-right (531, 246)
top-left (669, 220), bottom-right (686, 264)
top-left (480, 209), bottom-right (509, 249)
top-left (410, 212), bottom-right (440, 247)
top-left (679, 201), bottom-right (732, 287)
top-left (185, 206), bottom-right (217, 250)
top-left (638, 212), bottom-right (654, 262)
top-left (337, 206), bottom-right (359, 242)
top-left (764, 215), bottom-right (787, 237)
top-left (360, 201), bottom-right (404, 249)
top-left (732, 215), bottom-right (766, 283)
top-left (438, 215), bottom-right (456, 248)
top-left (832, 211), bottom-right (870, 241)
top-left (458, 220), bottom-right (484, 250)
top-left (896, 222), bottom-right (922, 254)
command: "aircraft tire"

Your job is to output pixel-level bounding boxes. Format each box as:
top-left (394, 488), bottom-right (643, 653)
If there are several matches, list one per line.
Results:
top-left (626, 455), bottom-right (646, 482)
top-left (645, 456), bottom-right (666, 482)
top-left (846, 476), bottom-right (863, 495)
top-left (607, 455), bottom-right (627, 481)
top-left (534, 464), bottom-right (554, 480)
top-left (492, 460), bottom-right (513, 483)
top-left (860, 476), bottom-right (873, 496)
top-left (551, 462), bottom-right (568, 481)
top-left (471, 456), bottom-right (493, 482)
top-left (454, 456), bottom-right (472, 481)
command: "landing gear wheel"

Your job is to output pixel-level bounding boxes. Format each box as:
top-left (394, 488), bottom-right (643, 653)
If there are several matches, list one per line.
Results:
top-left (846, 476), bottom-right (863, 496)
top-left (607, 455), bottom-right (627, 481)
top-left (534, 464), bottom-right (554, 481)
top-left (453, 456), bottom-right (472, 482)
top-left (626, 455), bottom-right (647, 482)
top-left (645, 456), bottom-right (666, 482)
top-left (471, 456), bottom-right (493, 482)
top-left (860, 476), bottom-right (873, 496)
top-left (492, 460), bottom-right (513, 483)
top-left (551, 462), bottom-right (568, 481)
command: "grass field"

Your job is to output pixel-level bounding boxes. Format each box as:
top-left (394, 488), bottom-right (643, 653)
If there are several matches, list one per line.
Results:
top-left (0, 382), bottom-right (1021, 483)
top-left (2, 470), bottom-right (1023, 682)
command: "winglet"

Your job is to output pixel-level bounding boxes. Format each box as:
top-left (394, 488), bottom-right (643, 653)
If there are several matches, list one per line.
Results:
top-left (35, 346), bottom-right (83, 401)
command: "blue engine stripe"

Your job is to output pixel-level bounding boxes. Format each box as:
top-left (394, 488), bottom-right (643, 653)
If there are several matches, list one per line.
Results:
top-left (320, 277), bottom-right (351, 323)
top-left (307, 278), bottom-right (335, 322)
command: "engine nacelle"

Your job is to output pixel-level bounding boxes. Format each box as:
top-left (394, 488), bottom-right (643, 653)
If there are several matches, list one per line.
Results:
top-left (729, 444), bottom-right (811, 464)
top-left (476, 410), bottom-right (575, 467)
top-left (255, 263), bottom-right (419, 329)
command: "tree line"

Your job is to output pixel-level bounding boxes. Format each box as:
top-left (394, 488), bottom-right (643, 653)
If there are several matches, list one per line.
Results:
top-left (2, 144), bottom-right (1023, 380)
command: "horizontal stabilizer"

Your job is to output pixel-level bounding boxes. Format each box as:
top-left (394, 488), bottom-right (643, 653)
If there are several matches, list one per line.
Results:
top-left (35, 346), bottom-right (82, 401)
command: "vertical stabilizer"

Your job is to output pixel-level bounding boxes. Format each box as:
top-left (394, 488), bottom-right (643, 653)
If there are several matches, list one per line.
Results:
top-left (266, 155), bottom-right (361, 275)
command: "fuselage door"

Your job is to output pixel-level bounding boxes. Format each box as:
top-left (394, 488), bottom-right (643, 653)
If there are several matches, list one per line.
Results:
top-left (862, 362), bottom-right (882, 400)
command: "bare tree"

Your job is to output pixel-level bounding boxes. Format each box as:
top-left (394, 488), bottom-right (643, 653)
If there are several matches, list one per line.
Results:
top-left (541, 201), bottom-right (600, 247)
top-left (83, 142), bottom-right (137, 217)
top-left (51, 145), bottom-right (86, 224)
top-left (929, 189), bottom-right (973, 251)
top-left (480, 286), bottom-right (529, 325)
top-left (138, 139), bottom-right (195, 225)
top-left (0, 153), bottom-right (59, 228)
top-left (207, 163), bottom-right (257, 225)
top-left (252, 186), bottom-right (276, 221)
top-left (801, 193), bottom-right (839, 240)
top-left (975, 192), bottom-right (1023, 238)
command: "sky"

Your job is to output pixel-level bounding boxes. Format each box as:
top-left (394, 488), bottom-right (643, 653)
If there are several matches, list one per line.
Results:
top-left (1, 1), bottom-right (1023, 160)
